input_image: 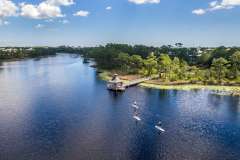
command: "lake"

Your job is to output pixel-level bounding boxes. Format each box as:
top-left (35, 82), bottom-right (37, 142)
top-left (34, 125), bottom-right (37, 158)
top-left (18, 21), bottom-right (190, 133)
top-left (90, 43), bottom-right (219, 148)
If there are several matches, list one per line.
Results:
top-left (0, 54), bottom-right (240, 160)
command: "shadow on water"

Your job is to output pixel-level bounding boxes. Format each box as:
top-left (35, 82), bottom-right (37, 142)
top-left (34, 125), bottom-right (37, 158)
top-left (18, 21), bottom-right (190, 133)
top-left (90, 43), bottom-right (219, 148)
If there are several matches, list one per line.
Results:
top-left (208, 93), bottom-right (240, 122)
top-left (225, 96), bottom-right (240, 122)
top-left (33, 57), bottom-right (46, 61)
top-left (108, 91), bottom-right (124, 99)
top-left (208, 94), bottom-right (225, 109)
top-left (158, 89), bottom-right (170, 98)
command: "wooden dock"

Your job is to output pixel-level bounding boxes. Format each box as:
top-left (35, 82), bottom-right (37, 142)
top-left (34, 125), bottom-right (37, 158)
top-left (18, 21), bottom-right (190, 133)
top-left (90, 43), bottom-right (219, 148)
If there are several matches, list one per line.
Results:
top-left (123, 77), bottom-right (152, 88)
top-left (107, 74), bottom-right (158, 91)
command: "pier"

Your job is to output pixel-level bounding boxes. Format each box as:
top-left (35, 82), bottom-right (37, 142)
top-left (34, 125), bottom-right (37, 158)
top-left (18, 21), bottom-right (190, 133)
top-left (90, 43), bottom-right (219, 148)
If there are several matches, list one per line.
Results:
top-left (123, 77), bottom-right (152, 88)
top-left (107, 74), bottom-right (154, 91)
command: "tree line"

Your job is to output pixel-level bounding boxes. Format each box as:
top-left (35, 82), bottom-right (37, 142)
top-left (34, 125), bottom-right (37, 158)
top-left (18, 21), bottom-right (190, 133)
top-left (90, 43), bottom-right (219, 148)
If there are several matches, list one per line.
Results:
top-left (0, 47), bottom-right (56, 59)
top-left (1, 43), bottom-right (240, 85)
top-left (80, 44), bottom-right (240, 85)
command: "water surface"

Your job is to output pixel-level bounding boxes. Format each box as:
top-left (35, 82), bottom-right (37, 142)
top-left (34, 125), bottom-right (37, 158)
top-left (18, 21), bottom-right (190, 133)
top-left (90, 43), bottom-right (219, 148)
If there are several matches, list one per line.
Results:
top-left (0, 54), bottom-right (240, 160)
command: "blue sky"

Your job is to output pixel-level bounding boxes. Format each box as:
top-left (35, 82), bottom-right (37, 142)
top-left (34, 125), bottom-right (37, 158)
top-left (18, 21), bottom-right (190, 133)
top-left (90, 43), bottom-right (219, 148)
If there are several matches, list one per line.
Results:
top-left (0, 0), bottom-right (240, 47)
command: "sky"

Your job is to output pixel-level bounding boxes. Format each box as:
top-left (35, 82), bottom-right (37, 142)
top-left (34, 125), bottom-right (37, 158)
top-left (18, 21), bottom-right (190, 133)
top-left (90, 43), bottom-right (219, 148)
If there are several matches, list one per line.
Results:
top-left (0, 0), bottom-right (240, 47)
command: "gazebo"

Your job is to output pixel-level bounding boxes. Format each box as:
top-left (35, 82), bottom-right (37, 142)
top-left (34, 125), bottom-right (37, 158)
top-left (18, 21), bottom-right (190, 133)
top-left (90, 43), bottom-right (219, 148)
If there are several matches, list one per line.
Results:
top-left (107, 74), bottom-right (125, 91)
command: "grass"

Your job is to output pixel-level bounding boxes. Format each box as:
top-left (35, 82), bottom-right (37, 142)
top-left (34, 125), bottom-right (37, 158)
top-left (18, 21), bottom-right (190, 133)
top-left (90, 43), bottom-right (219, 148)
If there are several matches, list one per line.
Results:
top-left (98, 71), bottom-right (240, 95)
top-left (98, 71), bottom-right (111, 81)
top-left (140, 83), bottom-right (240, 91)
top-left (139, 83), bottom-right (240, 95)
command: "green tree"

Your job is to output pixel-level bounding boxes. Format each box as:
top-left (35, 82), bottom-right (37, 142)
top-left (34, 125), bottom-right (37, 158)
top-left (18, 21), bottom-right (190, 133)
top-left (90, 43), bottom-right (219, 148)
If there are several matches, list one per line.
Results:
top-left (179, 60), bottom-right (189, 80)
top-left (170, 57), bottom-right (181, 81)
top-left (203, 69), bottom-right (213, 84)
top-left (142, 52), bottom-right (158, 76)
top-left (197, 52), bottom-right (212, 66)
top-left (172, 57), bottom-right (180, 73)
top-left (211, 58), bottom-right (229, 82)
top-left (117, 52), bottom-right (130, 73)
top-left (188, 66), bottom-right (203, 82)
top-left (158, 54), bottom-right (172, 80)
top-left (230, 51), bottom-right (240, 79)
top-left (175, 43), bottom-right (183, 48)
top-left (129, 55), bottom-right (144, 74)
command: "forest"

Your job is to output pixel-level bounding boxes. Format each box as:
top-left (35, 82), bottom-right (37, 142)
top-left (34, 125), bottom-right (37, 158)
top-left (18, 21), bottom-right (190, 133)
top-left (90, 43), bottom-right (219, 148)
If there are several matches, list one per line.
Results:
top-left (1, 44), bottom-right (240, 85)
top-left (80, 44), bottom-right (240, 85)
top-left (0, 47), bottom-right (56, 59)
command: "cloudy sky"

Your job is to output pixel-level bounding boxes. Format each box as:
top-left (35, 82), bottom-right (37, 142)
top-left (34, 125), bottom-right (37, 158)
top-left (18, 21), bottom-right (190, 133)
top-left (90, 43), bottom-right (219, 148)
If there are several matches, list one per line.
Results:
top-left (0, 0), bottom-right (240, 47)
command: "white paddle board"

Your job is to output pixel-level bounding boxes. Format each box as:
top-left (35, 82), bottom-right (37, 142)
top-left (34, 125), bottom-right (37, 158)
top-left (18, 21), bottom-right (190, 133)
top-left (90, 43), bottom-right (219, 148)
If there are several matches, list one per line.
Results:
top-left (133, 116), bottom-right (141, 121)
top-left (155, 125), bottom-right (165, 132)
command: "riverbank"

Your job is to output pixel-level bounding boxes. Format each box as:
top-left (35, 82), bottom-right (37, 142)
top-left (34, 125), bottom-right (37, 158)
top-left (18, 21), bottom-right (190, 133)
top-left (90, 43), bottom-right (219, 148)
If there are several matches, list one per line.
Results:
top-left (98, 71), bottom-right (240, 96)
top-left (140, 82), bottom-right (240, 91)
top-left (0, 54), bottom-right (57, 63)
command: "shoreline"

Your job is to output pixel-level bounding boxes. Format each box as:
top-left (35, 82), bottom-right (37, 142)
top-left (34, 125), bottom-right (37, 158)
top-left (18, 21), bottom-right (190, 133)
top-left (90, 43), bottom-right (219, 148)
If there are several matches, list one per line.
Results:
top-left (140, 82), bottom-right (240, 91)
top-left (0, 54), bottom-right (57, 63)
top-left (98, 71), bottom-right (240, 96)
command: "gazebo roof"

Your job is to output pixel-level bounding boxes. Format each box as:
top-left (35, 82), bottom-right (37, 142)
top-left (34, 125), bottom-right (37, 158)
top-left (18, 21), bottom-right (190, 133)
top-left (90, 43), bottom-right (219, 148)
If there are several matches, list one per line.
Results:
top-left (109, 74), bottom-right (122, 83)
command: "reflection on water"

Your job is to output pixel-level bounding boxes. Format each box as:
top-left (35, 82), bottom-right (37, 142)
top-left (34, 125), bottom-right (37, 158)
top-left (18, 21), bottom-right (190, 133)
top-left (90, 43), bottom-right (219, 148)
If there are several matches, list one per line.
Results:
top-left (0, 54), bottom-right (240, 160)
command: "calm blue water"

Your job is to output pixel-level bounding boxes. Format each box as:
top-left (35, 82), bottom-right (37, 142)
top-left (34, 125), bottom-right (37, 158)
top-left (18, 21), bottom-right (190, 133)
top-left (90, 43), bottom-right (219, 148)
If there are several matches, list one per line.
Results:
top-left (0, 54), bottom-right (240, 160)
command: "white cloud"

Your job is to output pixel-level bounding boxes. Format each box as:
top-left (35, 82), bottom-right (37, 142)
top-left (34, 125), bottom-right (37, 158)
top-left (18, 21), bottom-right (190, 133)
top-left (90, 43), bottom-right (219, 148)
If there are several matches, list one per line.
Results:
top-left (46, 0), bottom-right (74, 6)
top-left (209, 1), bottom-right (218, 7)
top-left (73, 10), bottom-right (90, 17)
top-left (0, 0), bottom-right (18, 25)
top-left (192, 9), bottom-right (206, 15)
top-left (193, 0), bottom-right (240, 15)
top-left (0, 0), bottom-right (18, 18)
top-left (35, 24), bottom-right (45, 29)
top-left (20, 0), bottom-right (74, 19)
top-left (106, 6), bottom-right (112, 10)
top-left (209, 0), bottom-right (236, 10)
top-left (222, 0), bottom-right (240, 6)
top-left (20, 2), bottom-right (64, 19)
top-left (128, 0), bottom-right (160, 5)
